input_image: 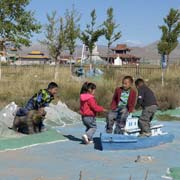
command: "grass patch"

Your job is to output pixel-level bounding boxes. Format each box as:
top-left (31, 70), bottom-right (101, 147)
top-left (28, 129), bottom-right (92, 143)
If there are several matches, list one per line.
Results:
top-left (156, 114), bottom-right (180, 121)
top-left (0, 129), bottom-right (66, 151)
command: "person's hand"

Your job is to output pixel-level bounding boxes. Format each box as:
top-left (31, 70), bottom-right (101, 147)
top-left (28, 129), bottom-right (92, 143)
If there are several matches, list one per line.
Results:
top-left (103, 109), bottom-right (108, 112)
top-left (132, 109), bottom-right (136, 113)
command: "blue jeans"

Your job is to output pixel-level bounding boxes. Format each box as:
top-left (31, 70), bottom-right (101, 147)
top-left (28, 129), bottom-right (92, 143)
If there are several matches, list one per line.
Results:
top-left (82, 116), bottom-right (97, 141)
top-left (16, 108), bottom-right (29, 116)
top-left (16, 100), bottom-right (35, 117)
top-left (114, 107), bottom-right (129, 134)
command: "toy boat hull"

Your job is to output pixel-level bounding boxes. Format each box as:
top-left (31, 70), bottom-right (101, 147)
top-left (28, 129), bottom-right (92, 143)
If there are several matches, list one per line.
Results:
top-left (100, 133), bottom-right (174, 150)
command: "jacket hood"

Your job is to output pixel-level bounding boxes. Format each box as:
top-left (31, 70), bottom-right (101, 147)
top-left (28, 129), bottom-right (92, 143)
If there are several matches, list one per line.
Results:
top-left (80, 93), bottom-right (94, 101)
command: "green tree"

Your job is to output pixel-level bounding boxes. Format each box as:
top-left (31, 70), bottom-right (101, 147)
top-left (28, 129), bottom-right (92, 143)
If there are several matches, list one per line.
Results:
top-left (41, 11), bottom-right (66, 63)
top-left (65, 6), bottom-right (81, 71)
top-left (103, 7), bottom-right (121, 64)
top-left (157, 8), bottom-right (180, 66)
top-left (0, 0), bottom-right (41, 50)
top-left (80, 9), bottom-right (104, 69)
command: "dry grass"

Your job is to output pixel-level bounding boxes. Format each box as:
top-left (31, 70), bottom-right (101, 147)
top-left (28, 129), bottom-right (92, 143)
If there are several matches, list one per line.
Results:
top-left (0, 65), bottom-right (180, 111)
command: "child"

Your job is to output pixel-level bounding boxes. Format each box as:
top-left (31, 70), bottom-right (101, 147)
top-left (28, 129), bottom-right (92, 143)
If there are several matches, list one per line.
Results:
top-left (106, 76), bottom-right (136, 134)
top-left (12, 82), bottom-right (58, 133)
top-left (135, 78), bottom-right (158, 136)
top-left (80, 82), bottom-right (106, 144)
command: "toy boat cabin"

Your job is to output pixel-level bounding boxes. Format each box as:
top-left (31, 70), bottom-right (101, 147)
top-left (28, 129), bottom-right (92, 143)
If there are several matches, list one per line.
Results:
top-left (123, 116), bottom-right (165, 136)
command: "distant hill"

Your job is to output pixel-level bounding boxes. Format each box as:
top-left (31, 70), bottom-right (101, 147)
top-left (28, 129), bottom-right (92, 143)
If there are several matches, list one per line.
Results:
top-left (131, 42), bottom-right (180, 64)
top-left (19, 41), bottom-right (180, 64)
top-left (18, 43), bottom-right (49, 56)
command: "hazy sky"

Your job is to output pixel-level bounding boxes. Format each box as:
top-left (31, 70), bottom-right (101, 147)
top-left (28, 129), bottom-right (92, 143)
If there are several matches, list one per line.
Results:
top-left (28, 0), bottom-right (180, 46)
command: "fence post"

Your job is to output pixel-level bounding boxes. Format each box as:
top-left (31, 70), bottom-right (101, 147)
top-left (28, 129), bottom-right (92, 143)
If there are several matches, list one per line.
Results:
top-left (136, 64), bottom-right (140, 77)
top-left (161, 69), bottom-right (164, 87)
top-left (79, 171), bottom-right (82, 180)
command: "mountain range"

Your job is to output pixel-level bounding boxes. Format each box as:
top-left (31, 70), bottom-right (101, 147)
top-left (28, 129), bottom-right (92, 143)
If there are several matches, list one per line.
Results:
top-left (19, 41), bottom-right (180, 64)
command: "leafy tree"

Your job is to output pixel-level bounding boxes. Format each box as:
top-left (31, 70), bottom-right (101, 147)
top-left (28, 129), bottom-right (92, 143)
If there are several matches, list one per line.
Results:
top-left (65, 6), bottom-right (80, 71)
top-left (41, 11), bottom-right (66, 63)
top-left (103, 7), bottom-right (121, 64)
top-left (0, 0), bottom-right (41, 50)
top-left (65, 6), bottom-right (80, 57)
top-left (80, 9), bottom-right (104, 69)
top-left (157, 8), bottom-right (180, 66)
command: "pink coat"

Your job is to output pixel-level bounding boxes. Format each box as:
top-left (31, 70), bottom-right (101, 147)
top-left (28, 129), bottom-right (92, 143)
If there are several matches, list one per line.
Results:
top-left (80, 93), bottom-right (104, 117)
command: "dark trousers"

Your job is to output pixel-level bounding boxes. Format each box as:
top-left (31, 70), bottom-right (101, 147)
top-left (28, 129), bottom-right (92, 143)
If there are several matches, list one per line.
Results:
top-left (82, 116), bottom-right (97, 141)
top-left (106, 107), bottom-right (129, 134)
top-left (138, 105), bottom-right (158, 133)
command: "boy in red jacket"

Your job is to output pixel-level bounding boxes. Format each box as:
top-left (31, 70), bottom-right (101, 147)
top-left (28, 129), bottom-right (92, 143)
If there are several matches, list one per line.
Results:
top-left (80, 82), bottom-right (106, 144)
top-left (106, 76), bottom-right (136, 134)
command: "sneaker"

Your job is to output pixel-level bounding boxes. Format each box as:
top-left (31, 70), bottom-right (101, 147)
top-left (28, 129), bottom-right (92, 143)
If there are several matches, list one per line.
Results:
top-left (88, 140), bottom-right (94, 144)
top-left (82, 134), bottom-right (89, 144)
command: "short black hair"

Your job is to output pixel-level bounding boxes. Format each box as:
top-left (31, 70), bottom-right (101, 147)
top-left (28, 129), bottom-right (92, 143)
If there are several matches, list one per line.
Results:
top-left (80, 82), bottom-right (96, 94)
top-left (123, 76), bottom-right (134, 83)
top-left (135, 78), bottom-right (144, 86)
top-left (48, 82), bottom-right (58, 89)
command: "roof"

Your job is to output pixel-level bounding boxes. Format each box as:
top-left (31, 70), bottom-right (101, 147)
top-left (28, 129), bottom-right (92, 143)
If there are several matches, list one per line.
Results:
top-left (28, 51), bottom-right (44, 55)
top-left (111, 44), bottom-right (131, 51)
top-left (20, 50), bottom-right (49, 60)
top-left (20, 55), bottom-right (49, 59)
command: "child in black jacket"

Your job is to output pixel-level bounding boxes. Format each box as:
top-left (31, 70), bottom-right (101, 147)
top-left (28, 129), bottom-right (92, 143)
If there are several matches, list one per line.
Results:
top-left (135, 79), bottom-right (158, 136)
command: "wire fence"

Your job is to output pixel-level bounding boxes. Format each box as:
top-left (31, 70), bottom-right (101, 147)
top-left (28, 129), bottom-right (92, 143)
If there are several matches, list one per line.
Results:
top-left (0, 64), bottom-right (162, 81)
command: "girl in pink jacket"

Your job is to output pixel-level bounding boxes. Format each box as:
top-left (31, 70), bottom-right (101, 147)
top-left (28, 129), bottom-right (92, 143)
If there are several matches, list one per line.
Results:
top-left (80, 82), bottom-right (106, 144)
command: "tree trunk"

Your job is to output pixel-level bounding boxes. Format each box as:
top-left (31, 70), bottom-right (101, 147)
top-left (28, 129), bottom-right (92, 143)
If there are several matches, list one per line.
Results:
top-left (89, 52), bottom-right (92, 70)
top-left (0, 40), bottom-right (5, 51)
top-left (0, 40), bottom-right (6, 81)
top-left (54, 53), bottom-right (59, 81)
top-left (167, 54), bottom-right (169, 67)
top-left (69, 54), bottom-right (73, 75)
top-left (107, 45), bottom-right (110, 69)
top-left (0, 60), bottom-right (1, 81)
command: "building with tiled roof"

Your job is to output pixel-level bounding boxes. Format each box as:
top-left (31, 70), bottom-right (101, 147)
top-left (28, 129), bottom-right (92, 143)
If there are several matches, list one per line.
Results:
top-left (19, 51), bottom-right (50, 65)
top-left (101, 44), bottom-right (140, 64)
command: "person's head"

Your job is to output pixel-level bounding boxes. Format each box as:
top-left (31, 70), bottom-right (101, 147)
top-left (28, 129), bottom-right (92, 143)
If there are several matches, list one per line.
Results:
top-left (122, 76), bottom-right (134, 90)
top-left (135, 78), bottom-right (144, 89)
top-left (80, 82), bottom-right (96, 95)
top-left (47, 82), bottom-right (58, 96)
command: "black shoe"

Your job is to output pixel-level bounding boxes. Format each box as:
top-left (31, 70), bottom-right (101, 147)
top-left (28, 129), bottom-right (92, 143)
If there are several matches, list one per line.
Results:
top-left (106, 129), bottom-right (113, 134)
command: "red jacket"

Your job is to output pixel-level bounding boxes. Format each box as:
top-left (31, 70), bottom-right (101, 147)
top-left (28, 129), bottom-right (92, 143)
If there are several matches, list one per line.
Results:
top-left (111, 87), bottom-right (136, 113)
top-left (80, 93), bottom-right (104, 117)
